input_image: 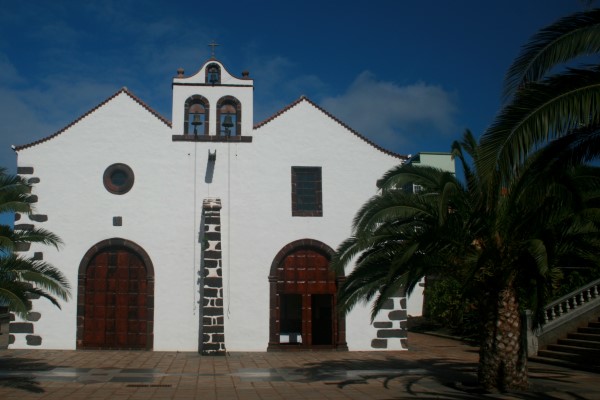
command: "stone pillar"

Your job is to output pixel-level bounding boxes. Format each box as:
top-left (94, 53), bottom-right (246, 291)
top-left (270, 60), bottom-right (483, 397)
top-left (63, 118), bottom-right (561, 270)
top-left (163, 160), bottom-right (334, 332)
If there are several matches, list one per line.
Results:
top-left (371, 294), bottom-right (408, 350)
top-left (200, 198), bottom-right (226, 355)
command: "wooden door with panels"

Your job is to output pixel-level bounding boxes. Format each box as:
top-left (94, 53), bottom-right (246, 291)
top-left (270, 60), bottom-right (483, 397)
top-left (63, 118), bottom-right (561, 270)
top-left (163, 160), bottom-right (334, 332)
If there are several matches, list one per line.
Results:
top-left (269, 240), bottom-right (347, 350)
top-left (80, 245), bottom-right (152, 349)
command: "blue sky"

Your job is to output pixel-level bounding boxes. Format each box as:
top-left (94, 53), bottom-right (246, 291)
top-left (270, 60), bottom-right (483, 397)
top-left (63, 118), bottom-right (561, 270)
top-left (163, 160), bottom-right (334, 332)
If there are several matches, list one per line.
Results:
top-left (0, 0), bottom-right (588, 173)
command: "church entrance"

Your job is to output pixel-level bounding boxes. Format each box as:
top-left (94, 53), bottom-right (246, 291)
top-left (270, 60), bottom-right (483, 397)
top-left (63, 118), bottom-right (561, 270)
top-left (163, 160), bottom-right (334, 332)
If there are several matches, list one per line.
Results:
top-left (268, 240), bottom-right (347, 350)
top-left (77, 239), bottom-right (154, 350)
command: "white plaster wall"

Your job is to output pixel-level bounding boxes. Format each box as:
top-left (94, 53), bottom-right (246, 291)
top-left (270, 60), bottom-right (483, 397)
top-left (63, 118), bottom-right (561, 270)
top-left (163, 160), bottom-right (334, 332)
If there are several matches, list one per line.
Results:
top-left (14, 92), bottom-right (200, 350)
top-left (196, 100), bottom-right (403, 351)
top-left (407, 279), bottom-right (425, 317)
top-left (15, 89), bottom-right (410, 352)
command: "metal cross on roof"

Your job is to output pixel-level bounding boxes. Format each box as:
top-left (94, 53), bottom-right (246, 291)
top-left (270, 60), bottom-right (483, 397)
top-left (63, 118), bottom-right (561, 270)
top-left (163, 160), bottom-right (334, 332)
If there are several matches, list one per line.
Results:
top-left (208, 41), bottom-right (220, 58)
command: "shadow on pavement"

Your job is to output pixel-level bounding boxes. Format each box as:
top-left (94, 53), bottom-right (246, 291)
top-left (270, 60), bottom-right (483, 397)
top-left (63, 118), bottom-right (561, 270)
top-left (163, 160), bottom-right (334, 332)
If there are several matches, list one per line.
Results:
top-left (300, 355), bottom-right (586, 399)
top-left (0, 357), bottom-right (53, 393)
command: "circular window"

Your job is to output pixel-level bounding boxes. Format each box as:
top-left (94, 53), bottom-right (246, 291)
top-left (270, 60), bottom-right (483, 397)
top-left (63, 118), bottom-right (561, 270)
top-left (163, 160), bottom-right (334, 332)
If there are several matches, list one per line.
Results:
top-left (103, 163), bottom-right (134, 195)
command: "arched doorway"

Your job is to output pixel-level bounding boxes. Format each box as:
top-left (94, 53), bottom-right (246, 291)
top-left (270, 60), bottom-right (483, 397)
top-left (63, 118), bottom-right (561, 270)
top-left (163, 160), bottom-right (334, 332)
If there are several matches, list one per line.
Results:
top-left (268, 239), bottom-right (347, 350)
top-left (76, 239), bottom-right (154, 350)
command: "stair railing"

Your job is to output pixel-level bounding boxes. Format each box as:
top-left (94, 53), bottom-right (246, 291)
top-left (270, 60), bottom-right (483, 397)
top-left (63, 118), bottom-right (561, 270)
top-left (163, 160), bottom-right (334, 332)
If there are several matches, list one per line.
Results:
top-left (524, 278), bottom-right (600, 356)
top-left (543, 278), bottom-right (600, 323)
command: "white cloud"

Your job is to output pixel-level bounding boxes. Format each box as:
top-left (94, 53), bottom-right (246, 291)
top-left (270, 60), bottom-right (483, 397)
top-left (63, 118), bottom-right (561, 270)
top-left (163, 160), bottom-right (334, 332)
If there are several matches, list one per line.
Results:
top-left (242, 50), bottom-right (329, 122)
top-left (320, 71), bottom-right (459, 150)
top-left (0, 53), bottom-right (25, 86)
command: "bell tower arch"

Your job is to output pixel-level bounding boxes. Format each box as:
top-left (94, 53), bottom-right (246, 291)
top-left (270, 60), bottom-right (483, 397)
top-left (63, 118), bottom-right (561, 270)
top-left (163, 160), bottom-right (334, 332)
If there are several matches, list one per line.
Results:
top-left (171, 57), bottom-right (253, 141)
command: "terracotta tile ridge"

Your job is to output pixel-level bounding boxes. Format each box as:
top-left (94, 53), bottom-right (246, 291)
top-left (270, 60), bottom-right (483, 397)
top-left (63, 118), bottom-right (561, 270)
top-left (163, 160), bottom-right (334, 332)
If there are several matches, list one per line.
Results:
top-left (121, 88), bottom-right (172, 127)
top-left (253, 96), bottom-right (306, 129)
top-left (14, 88), bottom-right (171, 151)
top-left (254, 96), bottom-right (408, 160)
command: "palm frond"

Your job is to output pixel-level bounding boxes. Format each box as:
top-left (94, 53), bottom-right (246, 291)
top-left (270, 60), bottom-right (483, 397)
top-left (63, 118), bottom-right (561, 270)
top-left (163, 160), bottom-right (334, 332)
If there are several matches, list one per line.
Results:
top-left (504, 8), bottom-right (600, 99)
top-left (480, 66), bottom-right (600, 178)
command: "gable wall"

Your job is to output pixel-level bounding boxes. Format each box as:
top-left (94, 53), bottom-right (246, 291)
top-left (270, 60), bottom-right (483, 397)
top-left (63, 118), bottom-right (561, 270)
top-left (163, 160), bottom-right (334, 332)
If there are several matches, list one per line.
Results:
top-left (14, 96), bottom-right (405, 351)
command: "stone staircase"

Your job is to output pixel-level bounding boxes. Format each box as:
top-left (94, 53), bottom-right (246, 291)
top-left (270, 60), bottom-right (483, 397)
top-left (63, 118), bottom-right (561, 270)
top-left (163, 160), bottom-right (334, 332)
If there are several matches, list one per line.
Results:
top-left (525, 278), bottom-right (600, 373)
top-left (530, 316), bottom-right (600, 372)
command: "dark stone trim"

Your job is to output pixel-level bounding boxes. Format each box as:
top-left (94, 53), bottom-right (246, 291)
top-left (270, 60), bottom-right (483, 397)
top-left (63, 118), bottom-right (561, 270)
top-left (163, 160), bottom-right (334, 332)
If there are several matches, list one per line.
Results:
top-left (113, 216), bottom-right (123, 226)
top-left (381, 299), bottom-right (395, 310)
top-left (216, 95), bottom-right (242, 136)
top-left (17, 167), bottom-right (34, 174)
top-left (377, 329), bottom-right (407, 339)
top-left (388, 310), bottom-right (405, 320)
top-left (371, 339), bottom-right (388, 349)
top-left (28, 177), bottom-right (40, 184)
top-left (26, 312), bottom-right (41, 322)
top-left (76, 238), bottom-right (155, 350)
top-left (200, 198), bottom-right (226, 355)
top-left (26, 335), bottom-right (42, 346)
top-left (14, 224), bottom-right (34, 231)
top-left (9, 322), bottom-right (34, 334)
top-left (29, 214), bottom-right (48, 222)
top-left (172, 135), bottom-right (252, 143)
top-left (184, 95), bottom-right (210, 136)
top-left (14, 243), bottom-right (31, 252)
top-left (103, 163), bottom-right (135, 195)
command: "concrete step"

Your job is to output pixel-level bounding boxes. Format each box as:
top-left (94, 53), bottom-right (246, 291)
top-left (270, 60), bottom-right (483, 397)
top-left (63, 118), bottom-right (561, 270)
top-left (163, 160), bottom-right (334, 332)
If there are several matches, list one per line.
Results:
top-left (529, 355), bottom-right (600, 373)
top-left (537, 349), bottom-right (600, 365)
top-left (567, 332), bottom-right (600, 342)
top-left (589, 322), bottom-right (600, 328)
top-left (579, 327), bottom-right (600, 334)
top-left (558, 338), bottom-right (600, 349)
top-left (547, 344), bottom-right (600, 358)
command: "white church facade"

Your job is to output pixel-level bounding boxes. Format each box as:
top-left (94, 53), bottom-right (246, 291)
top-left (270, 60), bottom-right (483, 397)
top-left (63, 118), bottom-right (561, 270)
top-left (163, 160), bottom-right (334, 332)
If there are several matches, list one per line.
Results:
top-left (10, 58), bottom-right (441, 353)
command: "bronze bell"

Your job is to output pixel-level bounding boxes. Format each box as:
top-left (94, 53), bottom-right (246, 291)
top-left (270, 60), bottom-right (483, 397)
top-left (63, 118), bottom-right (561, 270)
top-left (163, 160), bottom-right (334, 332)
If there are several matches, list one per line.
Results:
top-left (222, 114), bottom-right (234, 128)
top-left (191, 113), bottom-right (202, 135)
top-left (222, 115), bottom-right (234, 136)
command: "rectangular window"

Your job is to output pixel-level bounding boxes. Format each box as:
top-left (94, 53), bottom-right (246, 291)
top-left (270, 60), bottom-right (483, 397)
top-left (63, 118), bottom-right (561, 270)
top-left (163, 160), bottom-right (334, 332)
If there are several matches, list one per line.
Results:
top-left (291, 166), bottom-right (322, 216)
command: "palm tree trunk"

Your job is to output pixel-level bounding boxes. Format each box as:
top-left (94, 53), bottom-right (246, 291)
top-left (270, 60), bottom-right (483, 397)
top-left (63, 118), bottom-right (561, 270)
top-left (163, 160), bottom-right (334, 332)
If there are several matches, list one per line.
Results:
top-left (478, 282), bottom-right (528, 391)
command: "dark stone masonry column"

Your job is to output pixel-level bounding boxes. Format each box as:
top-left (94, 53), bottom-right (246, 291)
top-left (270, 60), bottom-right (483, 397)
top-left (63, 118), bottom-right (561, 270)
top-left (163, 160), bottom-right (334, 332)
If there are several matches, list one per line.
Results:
top-left (200, 198), bottom-right (226, 355)
top-left (371, 295), bottom-right (408, 350)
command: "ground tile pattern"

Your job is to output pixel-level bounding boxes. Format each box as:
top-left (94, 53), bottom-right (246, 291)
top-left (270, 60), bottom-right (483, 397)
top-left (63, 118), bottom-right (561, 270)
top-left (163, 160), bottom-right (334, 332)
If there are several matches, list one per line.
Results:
top-left (1, 333), bottom-right (600, 399)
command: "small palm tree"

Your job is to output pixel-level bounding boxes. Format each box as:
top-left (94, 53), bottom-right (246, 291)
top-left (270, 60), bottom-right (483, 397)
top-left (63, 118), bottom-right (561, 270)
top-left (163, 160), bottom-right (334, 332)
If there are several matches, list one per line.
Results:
top-left (332, 130), bottom-right (600, 391)
top-left (0, 168), bottom-right (70, 318)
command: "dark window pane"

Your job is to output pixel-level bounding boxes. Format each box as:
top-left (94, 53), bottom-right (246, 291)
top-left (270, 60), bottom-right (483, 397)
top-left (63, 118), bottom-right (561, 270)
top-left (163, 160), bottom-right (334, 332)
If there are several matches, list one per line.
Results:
top-left (292, 167), bottom-right (322, 216)
top-left (110, 170), bottom-right (128, 186)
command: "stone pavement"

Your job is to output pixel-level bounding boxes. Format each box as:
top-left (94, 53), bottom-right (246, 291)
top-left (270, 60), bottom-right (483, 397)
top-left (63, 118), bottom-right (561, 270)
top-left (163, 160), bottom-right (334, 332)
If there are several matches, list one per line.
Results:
top-left (0, 332), bottom-right (598, 399)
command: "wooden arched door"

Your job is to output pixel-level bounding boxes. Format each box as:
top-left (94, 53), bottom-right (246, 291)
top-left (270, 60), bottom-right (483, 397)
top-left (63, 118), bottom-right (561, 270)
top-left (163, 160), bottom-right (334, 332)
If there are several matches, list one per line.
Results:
top-left (268, 240), bottom-right (347, 350)
top-left (77, 240), bottom-right (154, 349)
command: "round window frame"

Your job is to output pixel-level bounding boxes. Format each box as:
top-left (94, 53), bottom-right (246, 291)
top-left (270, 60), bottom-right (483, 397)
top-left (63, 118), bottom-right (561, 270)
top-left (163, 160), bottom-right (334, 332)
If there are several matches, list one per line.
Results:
top-left (103, 163), bottom-right (134, 195)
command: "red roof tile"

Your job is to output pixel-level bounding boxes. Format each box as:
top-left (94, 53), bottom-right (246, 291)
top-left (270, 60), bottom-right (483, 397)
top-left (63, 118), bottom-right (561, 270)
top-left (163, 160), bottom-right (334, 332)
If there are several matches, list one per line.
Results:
top-left (253, 96), bottom-right (407, 160)
top-left (14, 88), bottom-right (172, 151)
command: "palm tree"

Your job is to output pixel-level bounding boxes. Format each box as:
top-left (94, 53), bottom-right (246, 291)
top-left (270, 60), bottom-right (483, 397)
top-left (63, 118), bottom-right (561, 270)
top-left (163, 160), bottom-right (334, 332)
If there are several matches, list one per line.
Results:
top-left (479, 8), bottom-right (600, 178)
top-left (0, 168), bottom-right (70, 318)
top-left (331, 130), bottom-right (600, 391)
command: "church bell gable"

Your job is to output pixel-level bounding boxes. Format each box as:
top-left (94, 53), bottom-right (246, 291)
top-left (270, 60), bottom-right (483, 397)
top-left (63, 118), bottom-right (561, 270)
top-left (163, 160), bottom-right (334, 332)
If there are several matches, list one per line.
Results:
top-left (172, 59), bottom-right (253, 141)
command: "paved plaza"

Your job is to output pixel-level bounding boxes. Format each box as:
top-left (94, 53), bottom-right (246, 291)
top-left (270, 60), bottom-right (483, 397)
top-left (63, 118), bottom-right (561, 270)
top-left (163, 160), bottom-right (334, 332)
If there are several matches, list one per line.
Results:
top-left (0, 332), bottom-right (598, 399)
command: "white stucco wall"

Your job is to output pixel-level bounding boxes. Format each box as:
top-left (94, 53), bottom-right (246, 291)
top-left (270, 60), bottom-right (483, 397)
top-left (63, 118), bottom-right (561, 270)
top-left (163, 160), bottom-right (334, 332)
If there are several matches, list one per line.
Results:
top-left (13, 61), bottom-right (411, 352)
